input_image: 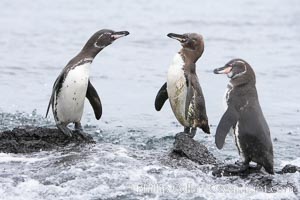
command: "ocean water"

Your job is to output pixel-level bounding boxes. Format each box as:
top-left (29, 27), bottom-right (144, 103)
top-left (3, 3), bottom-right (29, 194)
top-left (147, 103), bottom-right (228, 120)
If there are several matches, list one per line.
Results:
top-left (0, 0), bottom-right (299, 199)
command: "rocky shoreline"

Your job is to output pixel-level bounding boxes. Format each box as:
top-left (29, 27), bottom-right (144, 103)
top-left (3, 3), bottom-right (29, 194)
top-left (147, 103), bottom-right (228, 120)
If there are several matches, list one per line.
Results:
top-left (0, 126), bottom-right (298, 195)
top-left (0, 126), bottom-right (95, 154)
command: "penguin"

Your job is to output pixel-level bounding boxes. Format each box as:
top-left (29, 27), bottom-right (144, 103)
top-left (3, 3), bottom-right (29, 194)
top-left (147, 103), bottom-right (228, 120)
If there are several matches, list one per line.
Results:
top-left (46, 29), bottom-right (129, 137)
top-left (155, 33), bottom-right (210, 137)
top-left (213, 58), bottom-right (274, 174)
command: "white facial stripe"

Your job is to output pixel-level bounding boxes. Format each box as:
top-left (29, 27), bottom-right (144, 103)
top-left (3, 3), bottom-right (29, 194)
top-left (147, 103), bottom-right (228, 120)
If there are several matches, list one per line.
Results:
top-left (235, 60), bottom-right (246, 65)
top-left (94, 44), bottom-right (107, 48)
top-left (94, 33), bottom-right (111, 48)
top-left (231, 62), bottom-right (247, 79)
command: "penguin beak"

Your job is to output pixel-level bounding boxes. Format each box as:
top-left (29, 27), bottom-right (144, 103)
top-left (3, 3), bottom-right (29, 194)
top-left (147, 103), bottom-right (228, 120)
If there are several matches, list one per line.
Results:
top-left (111, 31), bottom-right (130, 40)
top-left (167, 33), bottom-right (188, 43)
top-left (213, 66), bottom-right (232, 74)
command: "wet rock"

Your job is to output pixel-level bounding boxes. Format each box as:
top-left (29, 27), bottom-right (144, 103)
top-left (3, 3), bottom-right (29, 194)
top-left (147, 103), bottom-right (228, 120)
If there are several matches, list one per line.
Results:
top-left (211, 163), bottom-right (299, 194)
top-left (244, 174), bottom-right (297, 194)
top-left (212, 164), bottom-right (300, 177)
top-left (277, 164), bottom-right (300, 174)
top-left (171, 132), bottom-right (217, 165)
top-left (212, 164), bottom-right (261, 177)
top-left (0, 126), bottom-right (95, 153)
top-left (161, 153), bottom-right (214, 172)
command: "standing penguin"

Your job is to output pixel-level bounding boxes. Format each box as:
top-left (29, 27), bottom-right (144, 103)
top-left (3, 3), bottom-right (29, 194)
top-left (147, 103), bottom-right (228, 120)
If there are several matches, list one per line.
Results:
top-left (214, 59), bottom-right (274, 174)
top-left (155, 33), bottom-right (210, 137)
top-left (46, 29), bottom-right (129, 137)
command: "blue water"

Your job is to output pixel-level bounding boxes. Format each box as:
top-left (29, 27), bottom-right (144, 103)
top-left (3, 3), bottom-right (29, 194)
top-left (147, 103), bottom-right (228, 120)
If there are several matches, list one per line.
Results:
top-left (0, 0), bottom-right (299, 199)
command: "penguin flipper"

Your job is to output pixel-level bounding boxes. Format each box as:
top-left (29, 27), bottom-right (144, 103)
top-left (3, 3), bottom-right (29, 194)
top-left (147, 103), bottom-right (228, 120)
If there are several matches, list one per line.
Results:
top-left (155, 82), bottom-right (168, 111)
top-left (45, 98), bottom-right (52, 118)
top-left (185, 75), bottom-right (193, 119)
top-left (86, 80), bottom-right (102, 120)
top-left (46, 73), bottom-right (64, 118)
top-left (189, 74), bottom-right (210, 133)
top-left (215, 106), bottom-right (239, 149)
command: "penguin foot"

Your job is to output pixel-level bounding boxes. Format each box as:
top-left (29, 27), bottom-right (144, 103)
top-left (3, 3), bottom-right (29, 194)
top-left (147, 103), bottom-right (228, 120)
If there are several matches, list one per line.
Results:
top-left (225, 162), bottom-right (266, 175)
top-left (74, 130), bottom-right (89, 139)
top-left (57, 124), bottom-right (73, 137)
top-left (226, 163), bottom-right (249, 173)
top-left (264, 165), bottom-right (275, 175)
top-left (75, 122), bottom-right (83, 131)
top-left (183, 127), bottom-right (196, 138)
top-left (184, 127), bottom-right (190, 133)
top-left (188, 128), bottom-right (197, 138)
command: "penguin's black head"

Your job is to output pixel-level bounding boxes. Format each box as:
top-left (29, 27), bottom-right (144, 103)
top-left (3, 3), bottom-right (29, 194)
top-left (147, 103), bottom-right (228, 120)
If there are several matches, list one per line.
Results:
top-left (167, 33), bottom-right (204, 62)
top-left (82, 29), bottom-right (129, 54)
top-left (92, 29), bottom-right (130, 48)
top-left (214, 59), bottom-right (256, 85)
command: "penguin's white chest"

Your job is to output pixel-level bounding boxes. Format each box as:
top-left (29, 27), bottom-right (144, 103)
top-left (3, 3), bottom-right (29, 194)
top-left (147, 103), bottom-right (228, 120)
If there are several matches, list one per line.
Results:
top-left (55, 63), bottom-right (90, 123)
top-left (167, 53), bottom-right (190, 126)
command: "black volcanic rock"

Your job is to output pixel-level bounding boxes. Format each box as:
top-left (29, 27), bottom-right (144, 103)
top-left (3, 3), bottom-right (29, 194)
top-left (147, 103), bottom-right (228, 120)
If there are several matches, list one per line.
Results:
top-left (277, 164), bottom-right (300, 174)
top-left (171, 132), bottom-right (217, 165)
top-left (0, 126), bottom-right (95, 153)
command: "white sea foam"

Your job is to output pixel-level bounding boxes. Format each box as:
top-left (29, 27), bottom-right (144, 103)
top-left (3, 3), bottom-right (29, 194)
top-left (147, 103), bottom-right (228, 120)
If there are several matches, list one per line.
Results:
top-left (0, 153), bottom-right (45, 163)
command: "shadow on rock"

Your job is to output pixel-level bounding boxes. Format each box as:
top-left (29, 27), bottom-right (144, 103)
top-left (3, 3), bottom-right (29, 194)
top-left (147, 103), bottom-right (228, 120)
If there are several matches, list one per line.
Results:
top-left (0, 126), bottom-right (95, 153)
